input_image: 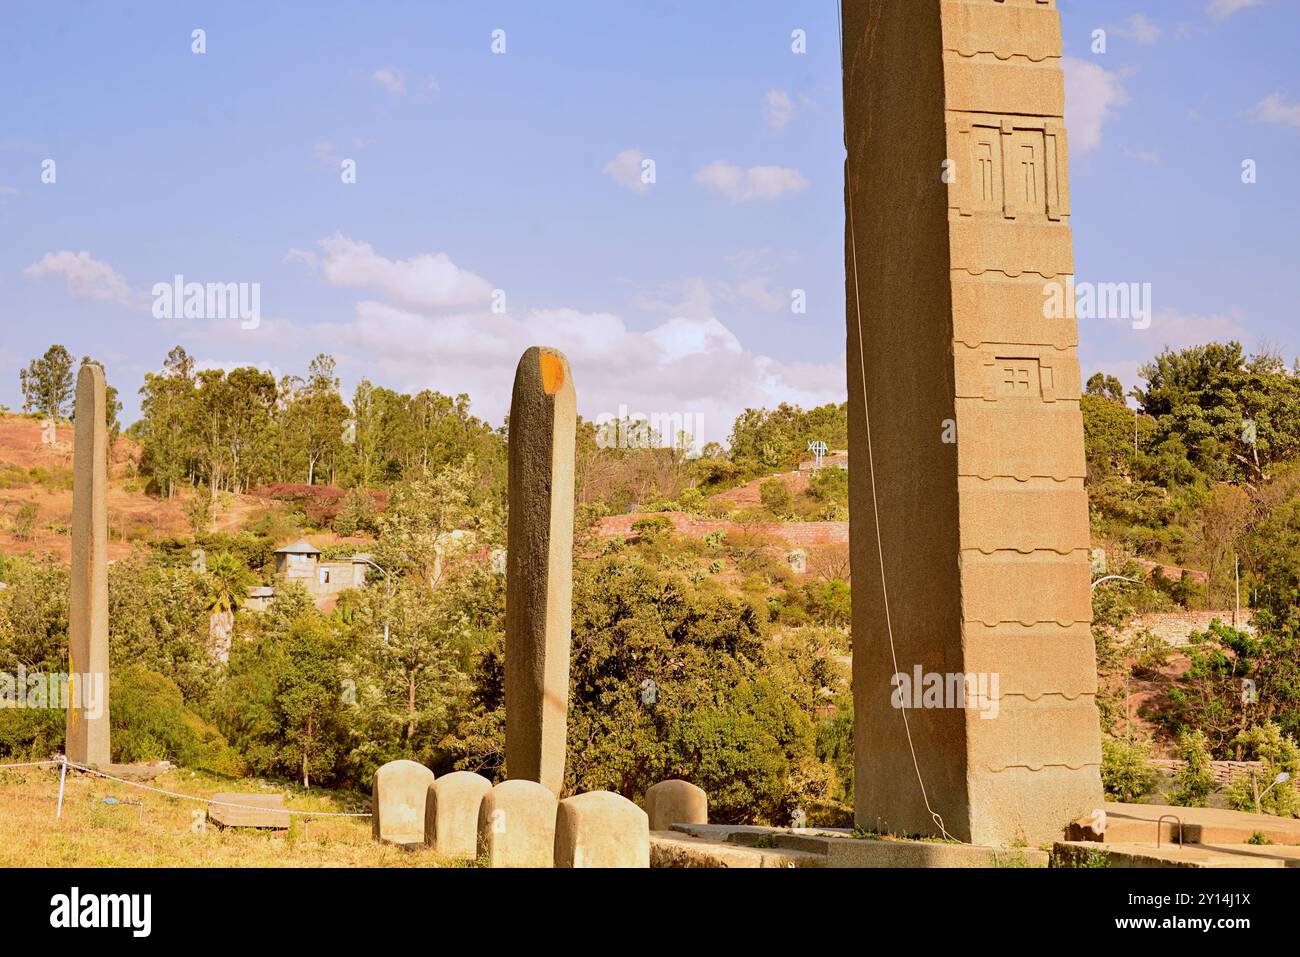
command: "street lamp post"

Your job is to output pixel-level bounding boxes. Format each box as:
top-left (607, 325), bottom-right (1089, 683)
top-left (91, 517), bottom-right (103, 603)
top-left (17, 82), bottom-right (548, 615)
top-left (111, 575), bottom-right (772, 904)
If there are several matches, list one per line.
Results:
top-left (1255, 771), bottom-right (1291, 815)
top-left (1091, 575), bottom-right (1144, 592)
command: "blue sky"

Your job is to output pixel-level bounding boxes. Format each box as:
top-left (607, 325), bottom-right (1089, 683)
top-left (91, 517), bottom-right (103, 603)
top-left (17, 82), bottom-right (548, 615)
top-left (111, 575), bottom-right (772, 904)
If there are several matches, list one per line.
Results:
top-left (1, 0), bottom-right (1297, 444)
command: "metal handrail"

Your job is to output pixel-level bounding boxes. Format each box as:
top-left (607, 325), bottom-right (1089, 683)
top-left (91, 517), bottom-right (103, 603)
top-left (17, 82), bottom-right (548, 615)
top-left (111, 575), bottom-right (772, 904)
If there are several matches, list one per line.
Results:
top-left (1156, 813), bottom-right (1183, 849)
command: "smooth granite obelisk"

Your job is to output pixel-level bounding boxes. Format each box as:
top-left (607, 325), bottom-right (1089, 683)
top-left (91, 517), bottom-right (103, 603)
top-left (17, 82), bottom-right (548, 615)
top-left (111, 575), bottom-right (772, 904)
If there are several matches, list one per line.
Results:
top-left (505, 347), bottom-right (576, 795)
top-left (67, 362), bottom-right (111, 766)
top-left (844, 0), bottom-right (1103, 846)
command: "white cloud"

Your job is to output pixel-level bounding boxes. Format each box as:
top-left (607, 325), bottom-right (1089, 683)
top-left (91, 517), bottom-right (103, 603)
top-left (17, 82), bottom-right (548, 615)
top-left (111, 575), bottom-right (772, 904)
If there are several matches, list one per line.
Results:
top-left (730, 275), bottom-right (786, 312)
top-left (1121, 146), bottom-right (1162, 165)
top-left (602, 148), bottom-right (651, 194)
top-left (282, 238), bottom-right (841, 444)
top-left (1063, 58), bottom-right (1130, 152)
top-left (631, 273), bottom-right (788, 319)
top-left (1208, 0), bottom-right (1264, 22)
top-left (694, 161), bottom-right (808, 202)
top-left (0, 185), bottom-right (16, 194)
top-left (283, 247), bottom-right (317, 268)
top-left (1249, 92), bottom-right (1300, 129)
top-left (298, 234), bottom-right (493, 311)
top-left (764, 89), bottom-right (794, 131)
top-left (371, 68), bottom-right (405, 95)
top-left (313, 141), bottom-right (338, 165)
top-left (24, 250), bottom-right (132, 304)
top-left (314, 302), bottom-right (840, 444)
top-left (645, 316), bottom-right (743, 361)
top-left (1114, 14), bottom-right (1162, 44)
top-left (315, 139), bottom-right (371, 165)
top-left (1148, 307), bottom-right (1252, 349)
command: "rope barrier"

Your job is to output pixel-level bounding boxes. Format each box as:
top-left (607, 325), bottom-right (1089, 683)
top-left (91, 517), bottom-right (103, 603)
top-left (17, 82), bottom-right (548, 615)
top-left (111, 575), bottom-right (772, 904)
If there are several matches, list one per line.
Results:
top-left (0, 758), bottom-right (372, 818)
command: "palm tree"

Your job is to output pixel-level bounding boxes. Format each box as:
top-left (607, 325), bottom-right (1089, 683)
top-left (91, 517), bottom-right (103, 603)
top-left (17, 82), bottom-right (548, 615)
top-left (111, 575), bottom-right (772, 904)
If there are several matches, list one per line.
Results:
top-left (204, 552), bottom-right (252, 660)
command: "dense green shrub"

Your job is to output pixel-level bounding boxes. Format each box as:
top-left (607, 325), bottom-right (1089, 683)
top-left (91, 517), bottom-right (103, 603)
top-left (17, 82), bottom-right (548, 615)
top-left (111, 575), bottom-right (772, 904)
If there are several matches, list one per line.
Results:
top-left (111, 665), bottom-right (244, 775)
top-left (1101, 736), bottom-right (1156, 802)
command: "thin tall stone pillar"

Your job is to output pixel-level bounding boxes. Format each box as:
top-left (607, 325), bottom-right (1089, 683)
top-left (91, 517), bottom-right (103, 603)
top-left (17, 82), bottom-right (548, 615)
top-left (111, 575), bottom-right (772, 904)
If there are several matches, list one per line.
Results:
top-left (844, 0), bottom-right (1102, 846)
top-left (67, 362), bottom-right (111, 766)
top-left (505, 347), bottom-right (576, 795)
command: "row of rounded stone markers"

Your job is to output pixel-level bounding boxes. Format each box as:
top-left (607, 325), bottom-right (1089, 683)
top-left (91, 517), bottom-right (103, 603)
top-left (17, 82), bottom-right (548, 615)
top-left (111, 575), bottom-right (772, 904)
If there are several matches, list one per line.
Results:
top-left (372, 760), bottom-right (708, 867)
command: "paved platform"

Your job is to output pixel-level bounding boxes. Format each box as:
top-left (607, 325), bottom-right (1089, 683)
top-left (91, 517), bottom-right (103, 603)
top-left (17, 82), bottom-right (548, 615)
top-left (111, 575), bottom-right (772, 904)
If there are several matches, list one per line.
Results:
top-left (1054, 840), bottom-right (1300, 868)
top-left (1067, 802), bottom-right (1300, 847)
top-left (653, 823), bottom-right (1047, 868)
top-left (650, 831), bottom-right (824, 868)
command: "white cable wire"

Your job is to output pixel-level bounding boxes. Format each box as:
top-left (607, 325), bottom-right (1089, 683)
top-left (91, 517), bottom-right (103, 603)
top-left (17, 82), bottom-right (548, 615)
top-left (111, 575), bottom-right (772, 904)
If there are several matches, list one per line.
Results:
top-left (0, 759), bottom-right (371, 818)
top-left (68, 763), bottom-right (372, 817)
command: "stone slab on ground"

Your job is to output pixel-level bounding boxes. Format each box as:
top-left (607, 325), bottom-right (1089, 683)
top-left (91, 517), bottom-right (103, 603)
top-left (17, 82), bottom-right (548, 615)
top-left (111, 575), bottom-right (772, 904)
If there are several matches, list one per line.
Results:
top-left (1067, 802), bottom-right (1300, 846)
top-left (650, 831), bottom-right (823, 868)
top-left (82, 761), bottom-right (173, 782)
top-left (208, 793), bottom-right (290, 829)
top-left (1053, 840), bottom-right (1300, 869)
top-left (663, 824), bottom-right (1047, 868)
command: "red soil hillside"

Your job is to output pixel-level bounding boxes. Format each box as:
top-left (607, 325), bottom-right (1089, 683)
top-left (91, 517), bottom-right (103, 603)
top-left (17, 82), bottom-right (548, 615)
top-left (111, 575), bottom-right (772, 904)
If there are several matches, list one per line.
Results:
top-left (0, 413), bottom-right (192, 562)
top-left (712, 470), bottom-right (809, 508)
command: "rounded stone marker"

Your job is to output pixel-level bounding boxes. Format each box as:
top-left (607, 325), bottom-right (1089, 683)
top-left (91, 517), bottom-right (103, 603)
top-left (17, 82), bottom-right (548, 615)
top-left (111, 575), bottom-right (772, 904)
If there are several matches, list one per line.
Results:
top-left (425, 770), bottom-right (492, 859)
top-left (372, 759), bottom-right (435, 845)
top-left (477, 779), bottom-right (558, 868)
top-left (645, 779), bottom-right (708, 831)
top-left (554, 790), bottom-right (650, 868)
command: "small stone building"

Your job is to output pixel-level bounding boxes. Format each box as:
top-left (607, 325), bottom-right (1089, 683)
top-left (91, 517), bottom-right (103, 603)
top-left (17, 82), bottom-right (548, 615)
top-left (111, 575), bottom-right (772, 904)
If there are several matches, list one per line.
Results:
top-left (244, 539), bottom-right (371, 610)
top-left (244, 585), bottom-right (275, 612)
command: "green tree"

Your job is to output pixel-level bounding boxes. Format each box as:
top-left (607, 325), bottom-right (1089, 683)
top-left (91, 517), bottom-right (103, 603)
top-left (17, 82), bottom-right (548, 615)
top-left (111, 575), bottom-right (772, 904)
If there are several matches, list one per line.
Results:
top-left (13, 502), bottom-right (39, 543)
top-left (19, 344), bottom-right (75, 431)
top-left (134, 346), bottom-right (197, 498)
top-left (1134, 342), bottom-right (1300, 487)
top-left (1170, 729), bottom-right (1216, 807)
top-left (282, 354), bottom-right (349, 485)
top-left (758, 477), bottom-right (793, 515)
top-left (1223, 723), bottom-right (1300, 817)
top-left (214, 589), bottom-right (351, 788)
top-left (1100, 735), bottom-right (1156, 803)
top-left (375, 459), bottom-right (493, 589)
top-left (107, 558), bottom-right (215, 704)
top-left (1085, 372), bottom-right (1127, 404)
top-left (78, 357), bottom-right (122, 440)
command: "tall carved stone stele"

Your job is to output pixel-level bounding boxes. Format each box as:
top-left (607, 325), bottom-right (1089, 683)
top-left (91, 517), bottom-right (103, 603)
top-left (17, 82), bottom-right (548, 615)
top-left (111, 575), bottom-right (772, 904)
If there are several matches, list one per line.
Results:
top-left (67, 362), bottom-right (111, 766)
top-left (505, 346), bottom-right (576, 795)
top-left (844, 0), bottom-right (1103, 846)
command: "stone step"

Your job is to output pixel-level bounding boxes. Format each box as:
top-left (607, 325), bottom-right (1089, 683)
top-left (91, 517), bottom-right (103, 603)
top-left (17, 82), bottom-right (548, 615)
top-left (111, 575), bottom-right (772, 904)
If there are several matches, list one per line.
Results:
top-left (1067, 802), bottom-right (1300, 847)
top-left (208, 793), bottom-right (290, 830)
top-left (1054, 840), bottom-right (1300, 868)
top-left (666, 823), bottom-right (1047, 868)
top-left (650, 831), bottom-right (823, 868)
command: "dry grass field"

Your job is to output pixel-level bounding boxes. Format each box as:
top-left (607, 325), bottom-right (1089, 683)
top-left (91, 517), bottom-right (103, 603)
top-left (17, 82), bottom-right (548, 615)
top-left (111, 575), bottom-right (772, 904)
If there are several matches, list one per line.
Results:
top-left (0, 762), bottom-right (454, 867)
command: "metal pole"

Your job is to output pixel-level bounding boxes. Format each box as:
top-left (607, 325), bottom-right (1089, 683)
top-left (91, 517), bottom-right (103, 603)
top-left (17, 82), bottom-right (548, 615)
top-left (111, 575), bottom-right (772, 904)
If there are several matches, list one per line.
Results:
top-left (1235, 552), bottom-right (1241, 628)
top-left (56, 755), bottom-right (68, 820)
